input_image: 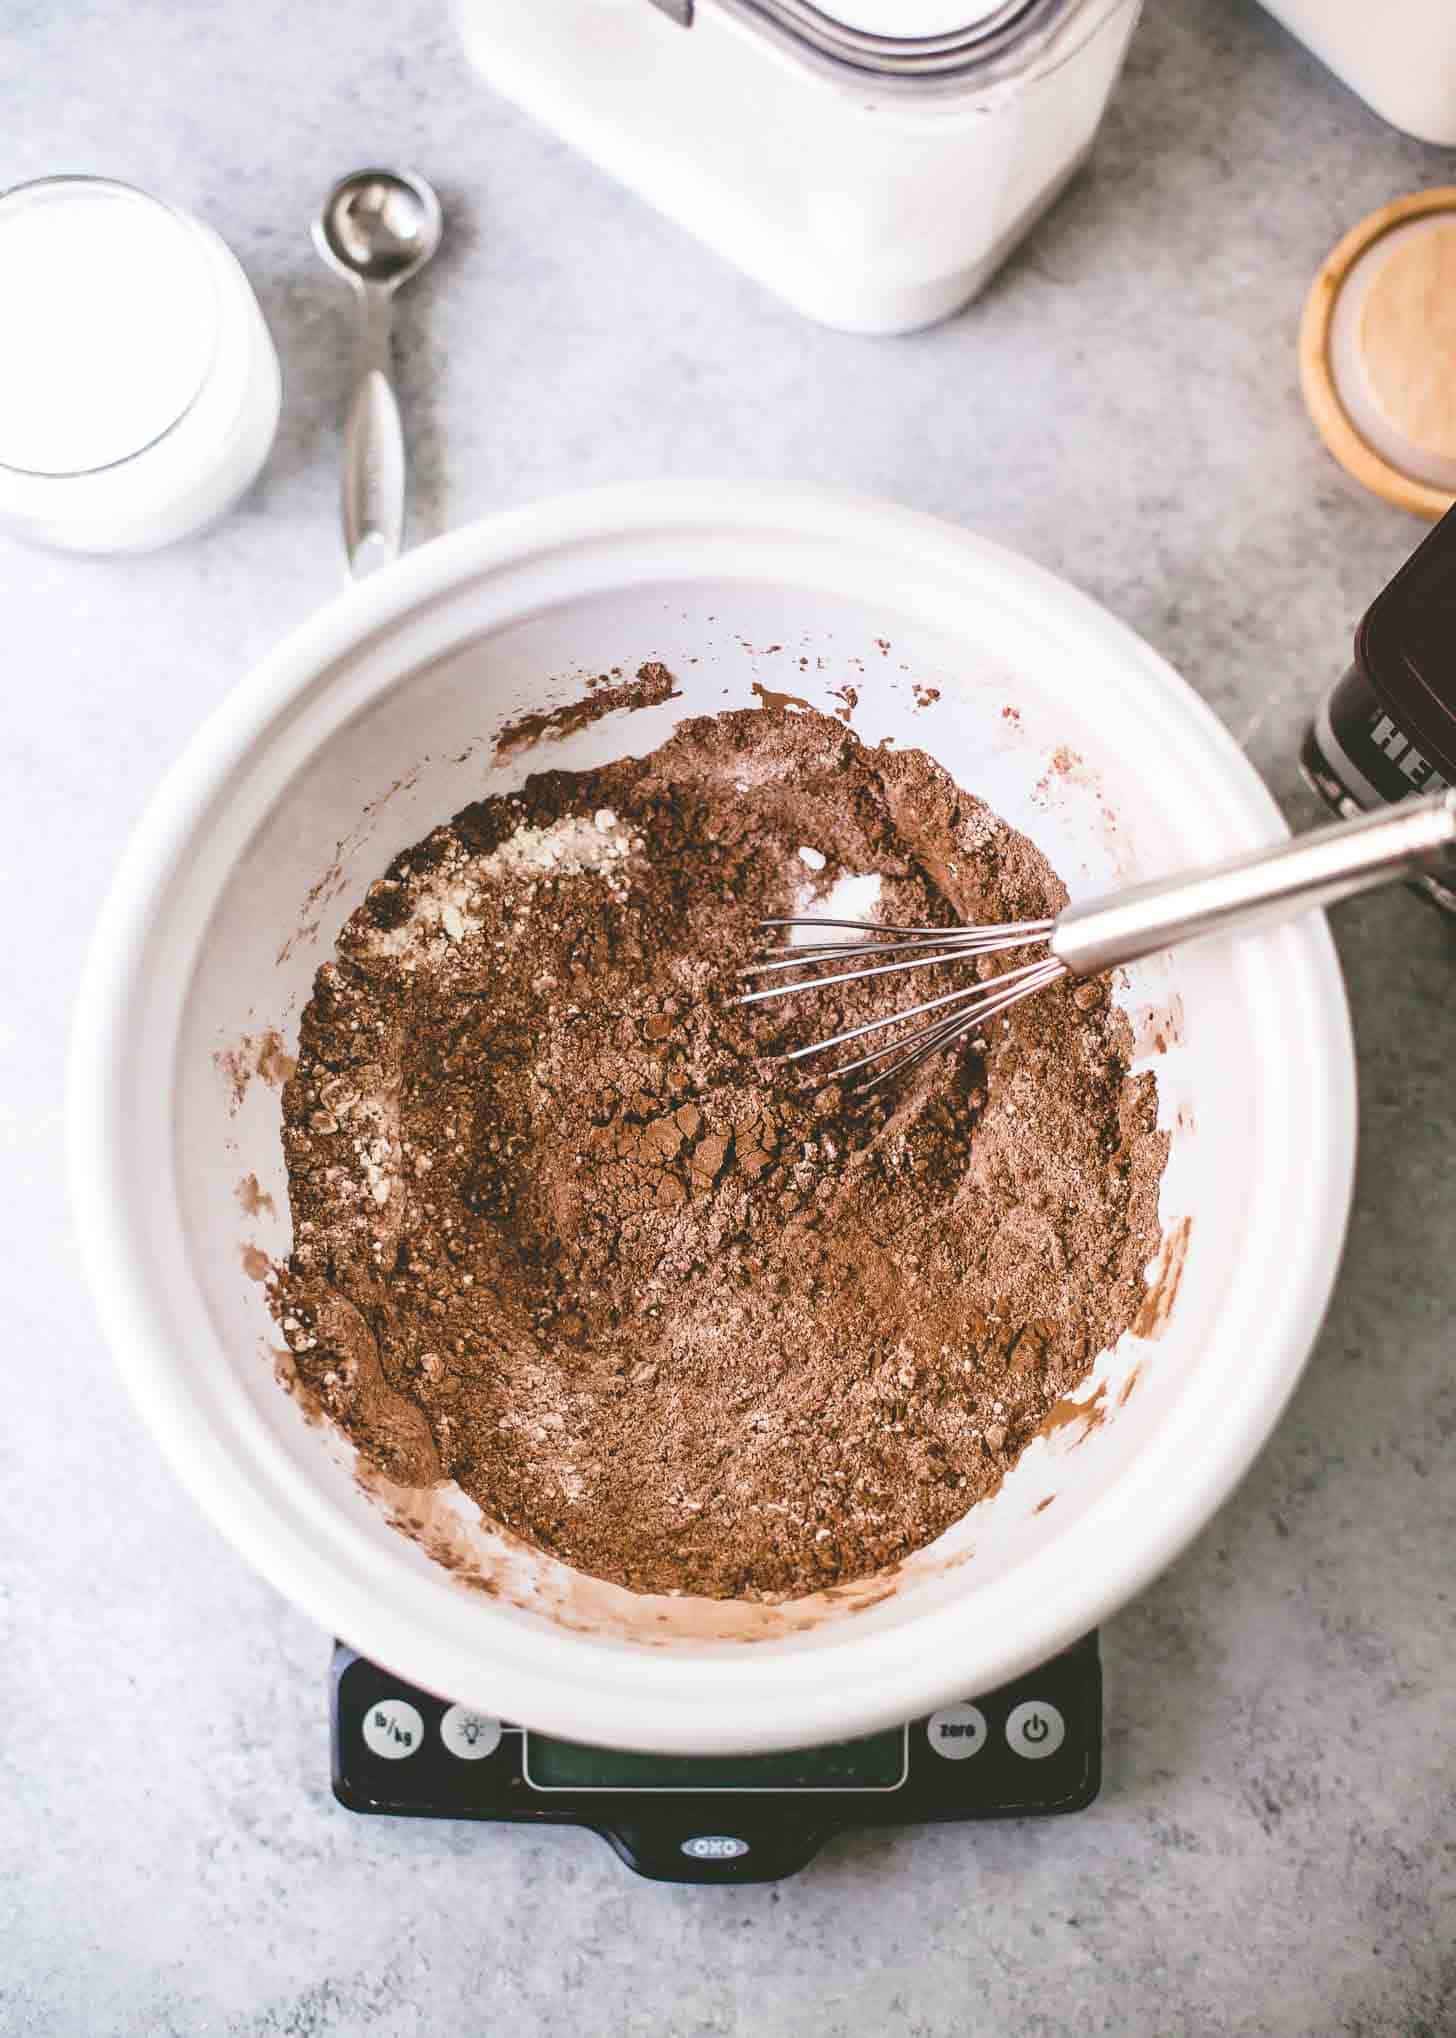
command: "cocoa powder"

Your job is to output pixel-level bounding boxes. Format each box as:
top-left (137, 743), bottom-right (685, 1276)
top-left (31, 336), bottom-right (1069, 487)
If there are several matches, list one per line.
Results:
top-left (272, 701), bottom-right (1166, 1600)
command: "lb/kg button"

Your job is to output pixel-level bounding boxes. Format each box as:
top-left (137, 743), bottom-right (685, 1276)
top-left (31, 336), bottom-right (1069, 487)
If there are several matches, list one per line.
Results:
top-left (1005, 1700), bottom-right (1065, 1760)
top-left (362, 1697), bottom-right (425, 1760)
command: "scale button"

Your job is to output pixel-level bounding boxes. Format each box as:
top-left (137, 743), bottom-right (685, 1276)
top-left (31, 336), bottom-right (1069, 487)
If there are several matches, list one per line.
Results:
top-left (926, 1703), bottom-right (988, 1760)
top-left (362, 1697), bottom-right (424, 1760)
top-left (440, 1705), bottom-right (502, 1761)
top-left (1005, 1700), bottom-right (1066, 1760)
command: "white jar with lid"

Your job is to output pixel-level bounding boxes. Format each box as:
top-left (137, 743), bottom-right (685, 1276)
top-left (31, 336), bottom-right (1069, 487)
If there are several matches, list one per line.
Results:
top-left (0, 177), bottom-right (282, 554)
top-left (459, 0), bottom-right (1143, 335)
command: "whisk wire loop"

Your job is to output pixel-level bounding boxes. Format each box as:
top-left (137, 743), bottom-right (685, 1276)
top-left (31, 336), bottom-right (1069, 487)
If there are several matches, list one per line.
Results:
top-left (734, 794), bottom-right (1456, 1088)
top-left (735, 912), bottom-right (1063, 1087)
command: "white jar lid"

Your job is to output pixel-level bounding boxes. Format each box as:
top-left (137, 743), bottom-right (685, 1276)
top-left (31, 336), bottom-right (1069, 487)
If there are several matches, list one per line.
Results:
top-left (0, 178), bottom-right (217, 478)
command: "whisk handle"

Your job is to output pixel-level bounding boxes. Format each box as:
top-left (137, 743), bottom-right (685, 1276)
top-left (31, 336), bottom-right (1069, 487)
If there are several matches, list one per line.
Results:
top-left (1051, 790), bottom-right (1456, 979)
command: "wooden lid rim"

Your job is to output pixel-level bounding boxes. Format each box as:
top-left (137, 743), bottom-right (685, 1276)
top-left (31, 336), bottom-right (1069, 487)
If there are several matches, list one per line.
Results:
top-left (1298, 186), bottom-right (1456, 521)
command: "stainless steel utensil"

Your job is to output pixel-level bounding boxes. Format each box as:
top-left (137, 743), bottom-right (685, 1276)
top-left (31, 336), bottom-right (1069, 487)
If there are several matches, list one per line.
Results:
top-left (313, 169), bottom-right (443, 579)
top-left (737, 790), bottom-right (1456, 1089)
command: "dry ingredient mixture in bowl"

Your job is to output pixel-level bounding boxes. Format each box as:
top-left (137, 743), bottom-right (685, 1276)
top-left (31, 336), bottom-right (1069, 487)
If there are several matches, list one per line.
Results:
top-left (271, 698), bottom-right (1166, 1602)
top-left (73, 485), bottom-right (1357, 1753)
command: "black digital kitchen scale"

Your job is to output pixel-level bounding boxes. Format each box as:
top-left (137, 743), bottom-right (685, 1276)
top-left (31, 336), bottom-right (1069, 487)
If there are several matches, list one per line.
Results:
top-left (331, 1632), bottom-right (1100, 1882)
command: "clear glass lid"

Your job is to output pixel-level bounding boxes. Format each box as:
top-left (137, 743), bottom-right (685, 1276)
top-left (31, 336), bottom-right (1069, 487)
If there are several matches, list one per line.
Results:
top-left (720, 0), bottom-right (1092, 81)
top-left (811, 1), bottom-right (1025, 33)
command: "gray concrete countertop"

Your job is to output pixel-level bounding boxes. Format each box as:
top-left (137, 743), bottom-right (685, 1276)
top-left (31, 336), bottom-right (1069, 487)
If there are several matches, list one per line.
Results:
top-left (3, 3), bottom-right (1454, 2032)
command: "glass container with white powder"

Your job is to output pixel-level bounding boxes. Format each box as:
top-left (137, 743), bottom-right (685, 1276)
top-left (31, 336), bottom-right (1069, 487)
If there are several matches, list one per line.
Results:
top-left (0, 177), bottom-right (282, 554)
top-left (460, 0), bottom-right (1143, 336)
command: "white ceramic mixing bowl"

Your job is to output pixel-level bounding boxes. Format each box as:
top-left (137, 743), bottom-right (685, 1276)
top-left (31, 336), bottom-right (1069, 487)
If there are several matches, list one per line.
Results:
top-left (70, 483), bottom-right (1356, 1754)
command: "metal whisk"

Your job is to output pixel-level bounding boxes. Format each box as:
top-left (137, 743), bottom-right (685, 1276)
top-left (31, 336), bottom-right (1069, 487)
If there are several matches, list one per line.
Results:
top-left (736, 791), bottom-right (1456, 1089)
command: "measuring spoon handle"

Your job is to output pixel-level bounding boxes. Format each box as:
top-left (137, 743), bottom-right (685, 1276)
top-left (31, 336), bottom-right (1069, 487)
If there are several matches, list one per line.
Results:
top-left (342, 280), bottom-right (405, 580)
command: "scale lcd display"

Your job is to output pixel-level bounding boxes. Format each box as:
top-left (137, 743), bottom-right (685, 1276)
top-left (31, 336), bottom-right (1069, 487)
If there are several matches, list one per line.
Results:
top-left (523, 1726), bottom-right (908, 1793)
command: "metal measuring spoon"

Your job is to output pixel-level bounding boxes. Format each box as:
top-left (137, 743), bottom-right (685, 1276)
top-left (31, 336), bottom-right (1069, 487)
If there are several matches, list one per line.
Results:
top-left (313, 169), bottom-right (442, 579)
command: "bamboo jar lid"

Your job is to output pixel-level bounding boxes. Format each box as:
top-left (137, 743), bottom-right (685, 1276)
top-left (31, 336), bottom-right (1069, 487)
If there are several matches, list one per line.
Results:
top-left (1300, 188), bottom-right (1456, 519)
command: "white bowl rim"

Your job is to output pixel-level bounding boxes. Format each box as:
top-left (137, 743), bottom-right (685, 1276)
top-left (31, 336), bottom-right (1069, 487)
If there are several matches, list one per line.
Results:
top-left (68, 480), bottom-right (1357, 1753)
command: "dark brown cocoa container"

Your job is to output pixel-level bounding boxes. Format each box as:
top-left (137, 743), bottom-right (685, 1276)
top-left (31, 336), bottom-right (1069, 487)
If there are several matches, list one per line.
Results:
top-left (1301, 502), bottom-right (1456, 915)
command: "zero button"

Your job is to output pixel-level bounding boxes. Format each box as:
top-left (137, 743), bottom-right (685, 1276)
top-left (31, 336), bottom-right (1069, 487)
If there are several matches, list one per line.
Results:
top-left (926, 1704), bottom-right (988, 1760)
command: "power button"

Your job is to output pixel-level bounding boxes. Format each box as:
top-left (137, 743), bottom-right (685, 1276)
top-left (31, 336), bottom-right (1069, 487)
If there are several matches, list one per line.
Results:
top-left (1005, 1700), bottom-right (1066, 1760)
